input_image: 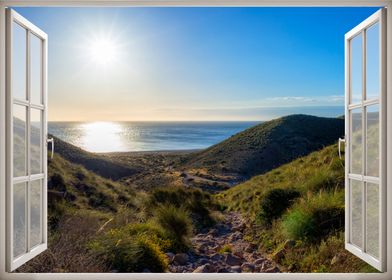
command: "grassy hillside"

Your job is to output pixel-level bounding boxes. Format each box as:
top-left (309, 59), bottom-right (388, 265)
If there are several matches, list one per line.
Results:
top-left (19, 152), bottom-right (216, 273)
top-left (180, 115), bottom-right (344, 177)
top-left (217, 144), bottom-right (376, 273)
top-left (51, 135), bottom-right (137, 180)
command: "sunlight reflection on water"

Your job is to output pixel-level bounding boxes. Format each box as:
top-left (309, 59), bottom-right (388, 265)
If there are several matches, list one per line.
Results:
top-left (80, 122), bottom-right (128, 153)
top-left (49, 121), bottom-right (259, 153)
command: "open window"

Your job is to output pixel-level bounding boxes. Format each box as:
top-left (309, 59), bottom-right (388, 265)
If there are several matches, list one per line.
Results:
top-left (5, 9), bottom-right (48, 271)
top-left (344, 8), bottom-right (386, 271)
top-left (0, 3), bottom-right (390, 277)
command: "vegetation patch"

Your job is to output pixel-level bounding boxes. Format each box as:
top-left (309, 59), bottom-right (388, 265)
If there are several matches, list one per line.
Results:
top-left (256, 188), bottom-right (300, 226)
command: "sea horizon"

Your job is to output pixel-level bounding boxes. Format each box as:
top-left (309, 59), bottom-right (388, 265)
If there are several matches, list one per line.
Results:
top-left (49, 121), bottom-right (261, 153)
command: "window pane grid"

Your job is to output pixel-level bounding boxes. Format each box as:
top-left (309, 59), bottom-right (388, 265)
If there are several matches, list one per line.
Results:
top-left (347, 18), bottom-right (381, 263)
top-left (11, 22), bottom-right (45, 261)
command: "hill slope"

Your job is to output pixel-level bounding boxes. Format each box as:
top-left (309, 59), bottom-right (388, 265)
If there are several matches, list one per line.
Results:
top-left (180, 115), bottom-right (344, 177)
top-left (216, 144), bottom-right (375, 273)
top-left (51, 135), bottom-right (138, 180)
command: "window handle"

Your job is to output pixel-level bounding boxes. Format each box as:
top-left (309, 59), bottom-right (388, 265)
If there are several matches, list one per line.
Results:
top-left (338, 138), bottom-right (346, 159)
top-left (47, 137), bottom-right (54, 159)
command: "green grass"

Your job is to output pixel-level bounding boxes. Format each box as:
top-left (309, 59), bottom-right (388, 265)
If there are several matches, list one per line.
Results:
top-left (217, 144), bottom-right (376, 272)
top-left (218, 244), bottom-right (233, 254)
top-left (89, 227), bottom-right (169, 272)
top-left (146, 186), bottom-right (216, 230)
top-left (153, 205), bottom-right (193, 252)
top-left (180, 115), bottom-right (344, 177)
top-left (256, 188), bottom-right (300, 226)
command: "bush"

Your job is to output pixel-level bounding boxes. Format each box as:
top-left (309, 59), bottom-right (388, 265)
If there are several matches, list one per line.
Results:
top-left (154, 204), bottom-right (193, 252)
top-left (282, 192), bottom-right (344, 242)
top-left (110, 236), bottom-right (168, 272)
top-left (88, 191), bottom-right (116, 212)
top-left (303, 170), bottom-right (341, 193)
top-left (48, 172), bottom-right (66, 192)
top-left (256, 188), bottom-right (300, 225)
top-left (90, 227), bottom-right (168, 272)
top-left (148, 187), bottom-right (214, 230)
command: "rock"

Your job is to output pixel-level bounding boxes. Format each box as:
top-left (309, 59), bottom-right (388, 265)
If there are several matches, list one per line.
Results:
top-left (217, 267), bottom-right (229, 273)
top-left (233, 222), bottom-right (246, 232)
top-left (241, 262), bottom-right (255, 272)
top-left (264, 266), bottom-right (280, 273)
top-left (233, 250), bottom-right (244, 258)
top-left (210, 253), bottom-right (223, 261)
top-left (193, 264), bottom-right (212, 273)
top-left (245, 243), bottom-right (257, 253)
top-left (229, 232), bottom-right (243, 242)
top-left (254, 258), bottom-right (265, 266)
top-left (198, 258), bottom-right (209, 265)
top-left (173, 253), bottom-right (189, 265)
top-left (224, 253), bottom-right (243, 266)
top-left (283, 239), bottom-right (296, 249)
top-left (230, 265), bottom-right (242, 273)
top-left (272, 248), bottom-right (285, 262)
top-left (165, 252), bottom-right (175, 263)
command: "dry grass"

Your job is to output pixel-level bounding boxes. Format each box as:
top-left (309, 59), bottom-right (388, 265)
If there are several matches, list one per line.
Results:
top-left (18, 212), bottom-right (109, 273)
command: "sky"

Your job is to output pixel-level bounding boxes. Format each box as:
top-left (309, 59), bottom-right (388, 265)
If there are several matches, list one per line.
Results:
top-left (14, 7), bottom-right (380, 121)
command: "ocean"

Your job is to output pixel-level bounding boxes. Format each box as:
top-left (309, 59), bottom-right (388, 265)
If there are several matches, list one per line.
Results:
top-left (48, 121), bottom-right (260, 153)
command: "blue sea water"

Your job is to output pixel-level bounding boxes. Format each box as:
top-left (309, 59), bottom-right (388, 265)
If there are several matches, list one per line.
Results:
top-left (49, 121), bottom-right (260, 153)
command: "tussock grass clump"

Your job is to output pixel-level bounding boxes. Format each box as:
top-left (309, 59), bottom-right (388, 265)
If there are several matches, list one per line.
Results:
top-left (147, 186), bottom-right (215, 229)
top-left (282, 191), bottom-right (344, 242)
top-left (90, 229), bottom-right (168, 272)
top-left (218, 244), bottom-right (232, 254)
top-left (256, 188), bottom-right (300, 225)
top-left (301, 169), bottom-right (342, 193)
top-left (154, 205), bottom-right (193, 252)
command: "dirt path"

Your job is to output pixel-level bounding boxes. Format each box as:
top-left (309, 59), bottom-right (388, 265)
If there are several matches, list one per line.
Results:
top-left (167, 212), bottom-right (280, 273)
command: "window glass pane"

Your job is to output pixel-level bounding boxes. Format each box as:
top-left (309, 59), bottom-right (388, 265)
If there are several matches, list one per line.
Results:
top-left (12, 22), bottom-right (27, 101)
top-left (366, 22), bottom-right (380, 100)
top-left (13, 105), bottom-right (26, 177)
top-left (366, 182), bottom-right (379, 259)
top-left (13, 182), bottom-right (26, 258)
top-left (350, 109), bottom-right (362, 174)
top-left (350, 33), bottom-right (363, 104)
top-left (351, 179), bottom-right (363, 248)
top-left (30, 34), bottom-right (42, 105)
top-left (31, 109), bottom-right (42, 174)
top-left (30, 180), bottom-right (42, 248)
top-left (366, 105), bottom-right (379, 177)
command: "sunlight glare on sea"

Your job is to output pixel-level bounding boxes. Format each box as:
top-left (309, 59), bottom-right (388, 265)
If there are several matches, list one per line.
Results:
top-left (80, 122), bottom-right (127, 153)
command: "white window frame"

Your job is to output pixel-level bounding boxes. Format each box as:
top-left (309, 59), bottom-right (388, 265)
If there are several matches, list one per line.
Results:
top-left (5, 9), bottom-right (48, 272)
top-left (0, 1), bottom-right (391, 280)
top-left (344, 9), bottom-right (387, 272)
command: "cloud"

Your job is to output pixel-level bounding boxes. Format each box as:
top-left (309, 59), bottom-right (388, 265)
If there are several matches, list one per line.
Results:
top-left (264, 95), bottom-right (344, 105)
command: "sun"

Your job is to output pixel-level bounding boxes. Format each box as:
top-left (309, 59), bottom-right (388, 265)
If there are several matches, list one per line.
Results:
top-left (88, 37), bottom-right (119, 66)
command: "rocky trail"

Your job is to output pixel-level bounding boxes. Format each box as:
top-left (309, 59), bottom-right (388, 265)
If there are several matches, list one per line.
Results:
top-left (166, 212), bottom-right (280, 273)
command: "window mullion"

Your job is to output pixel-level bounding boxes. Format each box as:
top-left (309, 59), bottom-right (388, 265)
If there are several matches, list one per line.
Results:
top-left (26, 29), bottom-right (31, 253)
top-left (361, 29), bottom-right (367, 254)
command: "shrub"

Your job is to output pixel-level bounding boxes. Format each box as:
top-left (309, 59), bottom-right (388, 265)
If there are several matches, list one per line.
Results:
top-left (148, 187), bottom-right (214, 230)
top-left (88, 192), bottom-right (116, 212)
top-left (154, 204), bottom-right (193, 252)
top-left (282, 192), bottom-right (344, 242)
top-left (256, 188), bottom-right (300, 225)
top-left (90, 227), bottom-right (168, 272)
top-left (48, 172), bottom-right (66, 192)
